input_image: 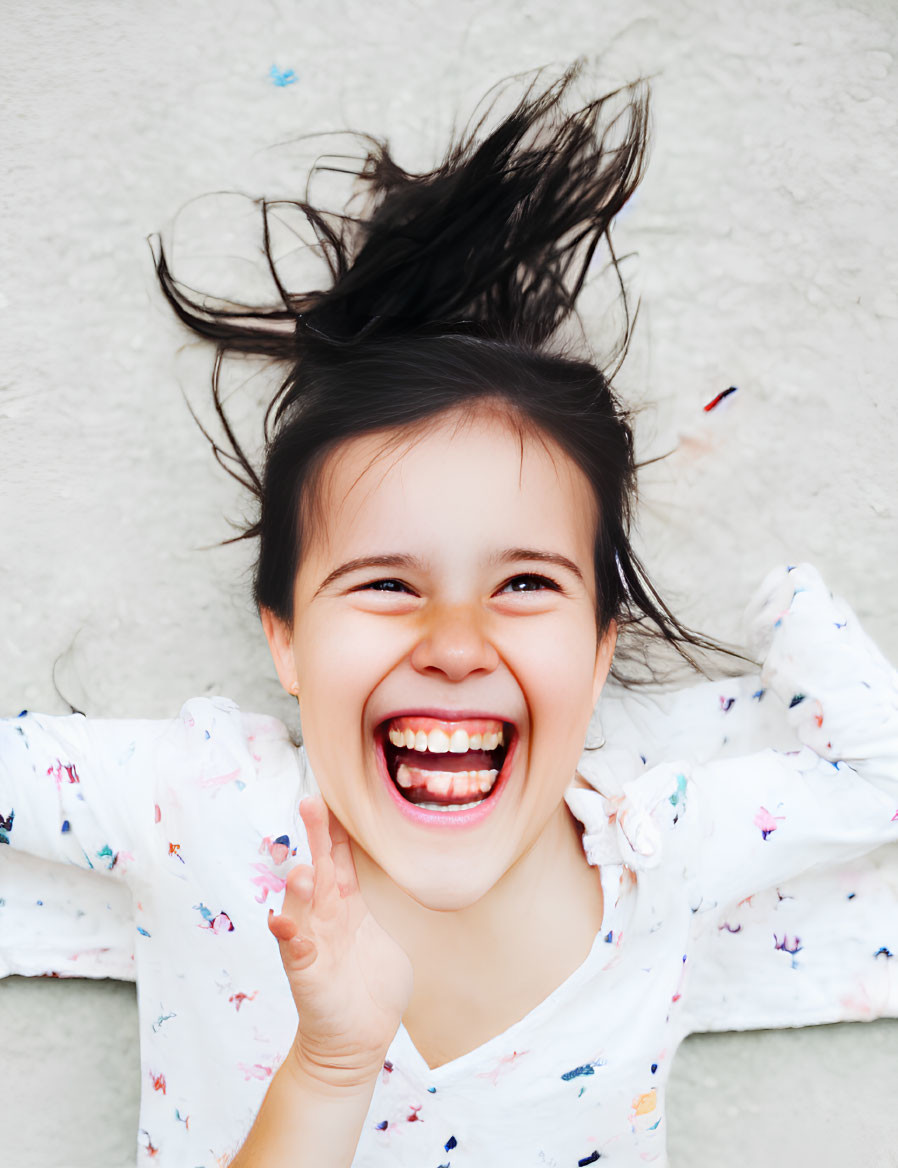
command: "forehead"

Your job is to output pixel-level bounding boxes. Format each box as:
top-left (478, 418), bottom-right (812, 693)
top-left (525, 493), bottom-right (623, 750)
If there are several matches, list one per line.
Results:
top-left (306, 404), bottom-right (597, 561)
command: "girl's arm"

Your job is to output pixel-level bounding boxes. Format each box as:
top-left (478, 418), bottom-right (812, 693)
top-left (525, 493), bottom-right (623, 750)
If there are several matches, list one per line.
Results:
top-left (229, 796), bottom-right (413, 1168)
top-left (0, 708), bottom-right (161, 875)
top-left (593, 565), bottom-right (898, 913)
top-left (668, 563), bottom-right (898, 914)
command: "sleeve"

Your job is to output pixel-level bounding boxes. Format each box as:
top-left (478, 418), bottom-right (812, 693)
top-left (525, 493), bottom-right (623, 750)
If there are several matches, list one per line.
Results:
top-left (682, 844), bottom-right (898, 1034)
top-left (0, 709), bottom-right (162, 878)
top-left (676, 563), bottom-right (898, 916)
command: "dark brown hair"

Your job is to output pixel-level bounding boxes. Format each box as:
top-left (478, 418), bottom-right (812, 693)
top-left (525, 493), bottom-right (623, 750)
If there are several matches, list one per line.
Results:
top-left (155, 64), bottom-right (744, 682)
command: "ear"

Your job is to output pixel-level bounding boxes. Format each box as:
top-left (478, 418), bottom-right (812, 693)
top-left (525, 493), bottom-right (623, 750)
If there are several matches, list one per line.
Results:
top-left (260, 607), bottom-right (300, 696)
top-left (591, 619), bottom-right (617, 707)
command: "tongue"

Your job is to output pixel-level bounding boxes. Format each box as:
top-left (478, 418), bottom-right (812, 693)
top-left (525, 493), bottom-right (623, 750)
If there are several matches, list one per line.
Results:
top-left (390, 747), bottom-right (496, 773)
top-left (402, 785), bottom-right (486, 806)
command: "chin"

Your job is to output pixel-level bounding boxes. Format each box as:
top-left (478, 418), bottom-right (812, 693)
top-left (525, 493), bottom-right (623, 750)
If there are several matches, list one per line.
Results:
top-left (393, 865), bottom-right (502, 913)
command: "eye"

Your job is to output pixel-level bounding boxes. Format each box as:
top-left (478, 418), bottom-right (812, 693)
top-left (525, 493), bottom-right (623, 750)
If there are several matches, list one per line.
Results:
top-left (498, 573), bottom-right (562, 594)
top-left (355, 578), bottom-right (415, 594)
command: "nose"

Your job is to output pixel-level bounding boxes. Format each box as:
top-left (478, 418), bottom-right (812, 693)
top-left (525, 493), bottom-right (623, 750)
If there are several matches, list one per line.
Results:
top-left (409, 603), bottom-right (500, 682)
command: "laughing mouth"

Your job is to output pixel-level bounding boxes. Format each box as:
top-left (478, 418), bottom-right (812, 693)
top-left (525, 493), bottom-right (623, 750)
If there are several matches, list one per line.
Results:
top-left (380, 715), bottom-right (513, 811)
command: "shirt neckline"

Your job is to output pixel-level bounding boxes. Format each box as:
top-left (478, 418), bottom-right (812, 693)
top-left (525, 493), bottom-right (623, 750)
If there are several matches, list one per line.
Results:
top-left (392, 861), bottom-right (629, 1081)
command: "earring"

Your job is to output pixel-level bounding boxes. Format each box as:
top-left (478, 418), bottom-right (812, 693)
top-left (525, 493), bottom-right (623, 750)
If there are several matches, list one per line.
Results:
top-left (583, 719), bottom-right (605, 752)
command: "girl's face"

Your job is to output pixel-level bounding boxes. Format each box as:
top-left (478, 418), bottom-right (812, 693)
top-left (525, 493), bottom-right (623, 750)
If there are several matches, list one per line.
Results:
top-left (263, 403), bottom-right (616, 909)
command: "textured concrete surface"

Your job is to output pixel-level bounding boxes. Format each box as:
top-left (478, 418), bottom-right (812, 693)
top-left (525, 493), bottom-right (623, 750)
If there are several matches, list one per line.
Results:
top-left (1, 0), bottom-right (896, 1164)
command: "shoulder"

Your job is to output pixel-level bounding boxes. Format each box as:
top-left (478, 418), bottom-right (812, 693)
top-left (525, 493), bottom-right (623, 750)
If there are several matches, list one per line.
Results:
top-left (152, 696), bottom-right (304, 794)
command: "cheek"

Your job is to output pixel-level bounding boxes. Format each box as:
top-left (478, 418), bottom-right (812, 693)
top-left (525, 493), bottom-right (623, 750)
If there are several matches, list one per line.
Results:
top-left (509, 620), bottom-right (599, 746)
top-left (293, 611), bottom-right (413, 758)
top-left (298, 610), bottom-right (399, 692)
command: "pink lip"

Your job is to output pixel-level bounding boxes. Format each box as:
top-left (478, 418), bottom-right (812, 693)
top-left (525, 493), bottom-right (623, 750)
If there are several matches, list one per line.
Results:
top-left (374, 720), bottom-right (518, 830)
top-left (377, 707), bottom-right (516, 725)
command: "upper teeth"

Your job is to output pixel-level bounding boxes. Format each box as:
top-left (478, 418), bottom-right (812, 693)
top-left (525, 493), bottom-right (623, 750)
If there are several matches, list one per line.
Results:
top-left (388, 727), bottom-right (504, 752)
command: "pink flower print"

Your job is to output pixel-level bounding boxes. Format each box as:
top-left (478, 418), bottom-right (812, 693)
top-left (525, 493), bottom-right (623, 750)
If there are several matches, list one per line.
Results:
top-left (475, 1049), bottom-right (530, 1085)
top-left (250, 863), bottom-right (288, 904)
top-left (229, 991), bottom-right (258, 1012)
top-left (47, 759), bottom-right (80, 788)
top-left (199, 768), bottom-right (242, 790)
top-left (259, 834), bottom-right (292, 865)
top-left (194, 903), bottom-right (235, 933)
top-left (754, 806), bottom-right (786, 840)
top-left (238, 1062), bottom-right (273, 1081)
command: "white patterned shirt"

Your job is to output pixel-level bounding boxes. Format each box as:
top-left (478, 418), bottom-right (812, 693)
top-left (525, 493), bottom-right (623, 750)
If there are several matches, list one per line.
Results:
top-left (1, 563), bottom-right (896, 1166)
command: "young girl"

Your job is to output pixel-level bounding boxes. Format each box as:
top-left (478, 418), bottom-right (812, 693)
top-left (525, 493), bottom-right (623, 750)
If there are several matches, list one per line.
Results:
top-left (2, 67), bottom-right (896, 1167)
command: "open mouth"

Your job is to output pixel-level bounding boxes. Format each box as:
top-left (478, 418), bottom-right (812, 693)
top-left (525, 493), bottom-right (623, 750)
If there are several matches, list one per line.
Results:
top-left (378, 715), bottom-right (514, 812)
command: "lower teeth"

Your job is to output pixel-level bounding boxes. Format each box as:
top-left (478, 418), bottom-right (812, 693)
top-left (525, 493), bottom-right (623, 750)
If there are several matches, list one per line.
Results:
top-left (413, 801), bottom-right (486, 811)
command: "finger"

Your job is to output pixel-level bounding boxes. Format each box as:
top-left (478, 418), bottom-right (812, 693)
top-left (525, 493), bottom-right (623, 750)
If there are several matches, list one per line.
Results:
top-left (279, 863), bottom-right (314, 936)
top-left (279, 931), bottom-right (319, 975)
top-left (327, 809), bottom-right (360, 898)
top-left (267, 908), bottom-right (298, 943)
top-left (300, 795), bottom-right (333, 865)
top-left (269, 908), bottom-right (319, 975)
top-left (312, 848), bottom-right (340, 919)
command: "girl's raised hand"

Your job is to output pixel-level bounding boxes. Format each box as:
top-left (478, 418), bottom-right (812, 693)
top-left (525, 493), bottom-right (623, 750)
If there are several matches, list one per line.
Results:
top-left (267, 795), bottom-right (414, 1089)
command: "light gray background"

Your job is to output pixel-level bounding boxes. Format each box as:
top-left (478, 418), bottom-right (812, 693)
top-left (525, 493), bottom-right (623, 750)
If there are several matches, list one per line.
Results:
top-left (2, 1), bottom-right (897, 1165)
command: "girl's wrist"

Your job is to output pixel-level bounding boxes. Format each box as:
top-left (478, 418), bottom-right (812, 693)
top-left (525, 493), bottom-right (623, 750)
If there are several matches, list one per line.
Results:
top-left (286, 1036), bottom-right (388, 1096)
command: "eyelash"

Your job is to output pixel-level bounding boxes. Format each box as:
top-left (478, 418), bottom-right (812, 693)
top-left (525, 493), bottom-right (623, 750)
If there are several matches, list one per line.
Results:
top-left (360, 579), bottom-right (413, 593)
top-left (499, 573), bottom-right (562, 594)
top-left (356, 573), bottom-right (562, 595)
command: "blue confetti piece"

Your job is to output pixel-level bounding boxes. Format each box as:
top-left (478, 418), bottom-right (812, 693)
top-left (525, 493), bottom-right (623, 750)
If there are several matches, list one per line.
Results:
top-left (137, 926), bottom-right (151, 937)
top-left (562, 1064), bottom-right (595, 1081)
top-left (17, 710), bottom-right (28, 718)
top-left (604, 930), bottom-right (613, 943)
top-left (789, 694), bottom-right (806, 708)
top-left (847, 892), bottom-right (856, 900)
top-left (204, 730), bottom-right (211, 739)
top-left (578, 1086), bottom-right (585, 1097)
top-left (61, 819), bottom-right (70, 833)
top-left (874, 947), bottom-right (893, 959)
top-left (427, 1086), bottom-right (437, 1093)
top-left (444, 1136), bottom-right (457, 1151)
top-left (578, 1152), bottom-right (601, 1165)
top-left (269, 65), bottom-right (298, 87)
top-left (36, 900), bottom-right (43, 906)
top-left (651, 1062), bottom-right (658, 1073)
top-left (375, 1120), bottom-right (388, 1130)
top-left (752, 689), bottom-right (766, 700)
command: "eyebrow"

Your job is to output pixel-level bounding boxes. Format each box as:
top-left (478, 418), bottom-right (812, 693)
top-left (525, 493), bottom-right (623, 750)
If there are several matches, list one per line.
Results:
top-left (491, 548), bottom-right (585, 583)
top-left (314, 548), bottom-right (585, 595)
top-left (314, 554), bottom-right (422, 596)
